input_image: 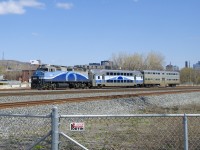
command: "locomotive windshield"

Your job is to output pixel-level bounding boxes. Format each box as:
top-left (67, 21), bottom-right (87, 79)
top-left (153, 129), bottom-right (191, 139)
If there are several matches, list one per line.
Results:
top-left (32, 70), bottom-right (45, 76)
top-left (37, 67), bottom-right (49, 72)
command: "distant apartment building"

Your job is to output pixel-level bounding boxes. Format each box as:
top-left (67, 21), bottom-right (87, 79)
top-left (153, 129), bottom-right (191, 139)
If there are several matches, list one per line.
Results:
top-left (30, 60), bottom-right (41, 65)
top-left (101, 60), bottom-right (113, 69)
top-left (74, 60), bottom-right (113, 71)
top-left (166, 63), bottom-right (179, 71)
top-left (193, 61), bottom-right (200, 70)
top-left (185, 61), bottom-right (192, 68)
top-left (21, 69), bottom-right (36, 82)
top-left (185, 61), bottom-right (189, 68)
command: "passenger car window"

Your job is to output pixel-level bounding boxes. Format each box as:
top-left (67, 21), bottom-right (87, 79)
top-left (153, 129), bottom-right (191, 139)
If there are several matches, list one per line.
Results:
top-left (102, 75), bottom-right (105, 80)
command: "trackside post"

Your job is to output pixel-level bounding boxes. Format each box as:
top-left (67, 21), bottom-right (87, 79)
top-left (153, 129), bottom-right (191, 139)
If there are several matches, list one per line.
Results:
top-left (51, 107), bottom-right (59, 150)
top-left (183, 113), bottom-right (188, 150)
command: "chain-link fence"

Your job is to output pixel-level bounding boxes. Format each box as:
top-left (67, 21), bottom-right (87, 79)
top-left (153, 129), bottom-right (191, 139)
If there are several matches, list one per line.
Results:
top-left (0, 113), bottom-right (51, 150)
top-left (0, 107), bottom-right (200, 150)
top-left (59, 114), bottom-right (200, 150)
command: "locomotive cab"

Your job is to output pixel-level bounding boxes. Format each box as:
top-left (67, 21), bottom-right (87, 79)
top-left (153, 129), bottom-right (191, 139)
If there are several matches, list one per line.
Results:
top-left (31, 70), bottom-right (45, 89)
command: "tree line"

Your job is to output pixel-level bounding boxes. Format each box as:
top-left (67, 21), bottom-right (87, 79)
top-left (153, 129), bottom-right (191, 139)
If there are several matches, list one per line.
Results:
top-left (111, 51), bottom-right (200, 85)
top-left (180, 68), bottom-right (200, 85)
top-left (111, 51), bottom-right (165, 70)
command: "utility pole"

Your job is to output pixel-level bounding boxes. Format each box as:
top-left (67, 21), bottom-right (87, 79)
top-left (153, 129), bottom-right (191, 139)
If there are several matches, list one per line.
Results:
top-left (189, 61), bottom-right (192, 85)
top-left (2, 51), bottom-right (4, 60)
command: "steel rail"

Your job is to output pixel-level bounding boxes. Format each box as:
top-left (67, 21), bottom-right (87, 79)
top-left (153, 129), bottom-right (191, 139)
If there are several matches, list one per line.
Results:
top-left (0, 89), bottom-right (200, 109)
top-left (0, 86), bottom-right (200, 97)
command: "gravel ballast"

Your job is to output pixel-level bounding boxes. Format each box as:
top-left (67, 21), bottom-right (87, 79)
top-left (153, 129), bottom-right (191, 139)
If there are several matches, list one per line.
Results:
top-left (0, 92), bottom-right (200, 115)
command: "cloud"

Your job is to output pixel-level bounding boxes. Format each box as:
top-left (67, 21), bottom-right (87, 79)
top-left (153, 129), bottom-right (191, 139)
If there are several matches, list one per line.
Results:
top-left (0, 0), bottom-right (45, 15)
top-left (56, 2), bottom-right (73, 10)
top-left (31, 32), bottom-right (39, 36)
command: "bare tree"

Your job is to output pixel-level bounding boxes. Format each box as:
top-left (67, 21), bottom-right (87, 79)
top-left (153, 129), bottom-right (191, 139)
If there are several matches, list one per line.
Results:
top-left (144, 51), bottom-right (165, 70)
top-left (4, 71), bottom-right (22, 80)
top-left (111, 51), bottom-right (165, 70)
top-left (123, 53), bottom-right (144, 70)
top-left (0, 65), bottom-right (6, 75)
top-left (111, 52), bottom-right (127, 69)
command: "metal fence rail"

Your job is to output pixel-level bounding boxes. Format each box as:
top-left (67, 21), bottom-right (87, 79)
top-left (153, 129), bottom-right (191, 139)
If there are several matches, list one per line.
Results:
top-left (0, 107), bottom-right (200, 150)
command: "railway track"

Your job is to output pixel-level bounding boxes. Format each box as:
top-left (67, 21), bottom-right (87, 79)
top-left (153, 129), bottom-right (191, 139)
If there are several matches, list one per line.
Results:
top-left (0, 89), bottom-right (200, 109)
top-left (0, 86), bottom-right (200, 97)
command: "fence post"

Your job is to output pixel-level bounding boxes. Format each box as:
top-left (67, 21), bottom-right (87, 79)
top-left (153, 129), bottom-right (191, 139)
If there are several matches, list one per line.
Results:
top-left (183, 113), bottom-right (188, 150)
top-left (51, 107), bottom-right (59, 150)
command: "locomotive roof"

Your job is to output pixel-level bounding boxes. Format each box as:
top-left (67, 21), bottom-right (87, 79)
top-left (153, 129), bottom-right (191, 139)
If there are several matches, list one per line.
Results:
top-left (142, 70), bottom-right (179, 73)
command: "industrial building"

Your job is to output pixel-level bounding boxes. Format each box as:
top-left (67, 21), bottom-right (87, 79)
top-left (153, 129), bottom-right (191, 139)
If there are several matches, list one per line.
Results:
top-left (193, 61), bottom-right (200, 70)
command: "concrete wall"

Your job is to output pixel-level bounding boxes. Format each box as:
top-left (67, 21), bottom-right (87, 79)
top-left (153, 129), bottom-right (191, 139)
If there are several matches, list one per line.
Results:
top-left (0, 83), bottom-right (30, 89)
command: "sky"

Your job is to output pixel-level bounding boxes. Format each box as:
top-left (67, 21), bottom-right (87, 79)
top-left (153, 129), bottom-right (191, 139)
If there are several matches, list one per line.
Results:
top-left (0, 0), bottom-right (200, 69)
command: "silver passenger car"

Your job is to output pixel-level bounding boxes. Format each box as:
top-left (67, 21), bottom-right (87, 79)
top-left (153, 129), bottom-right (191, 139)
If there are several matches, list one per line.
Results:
top-left (88, 69), bottom-right (143, 87)
top-left (142, 70), bottom-right (180, 87)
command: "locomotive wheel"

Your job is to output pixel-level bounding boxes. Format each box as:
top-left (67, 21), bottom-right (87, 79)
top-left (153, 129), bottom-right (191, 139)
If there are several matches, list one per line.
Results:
top-left (69, 83), bottom-right (74, 89)
top-left (74, 83), bottom-right (79, 89)
top-left (52, 84), bottom-right (56, 90)
top-left (81, 83), bottom-right (86, 89)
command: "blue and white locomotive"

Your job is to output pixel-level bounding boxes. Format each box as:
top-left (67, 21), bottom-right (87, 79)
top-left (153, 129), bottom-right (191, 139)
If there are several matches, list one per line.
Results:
top-left (31, 69), bottom-right (91, 90)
